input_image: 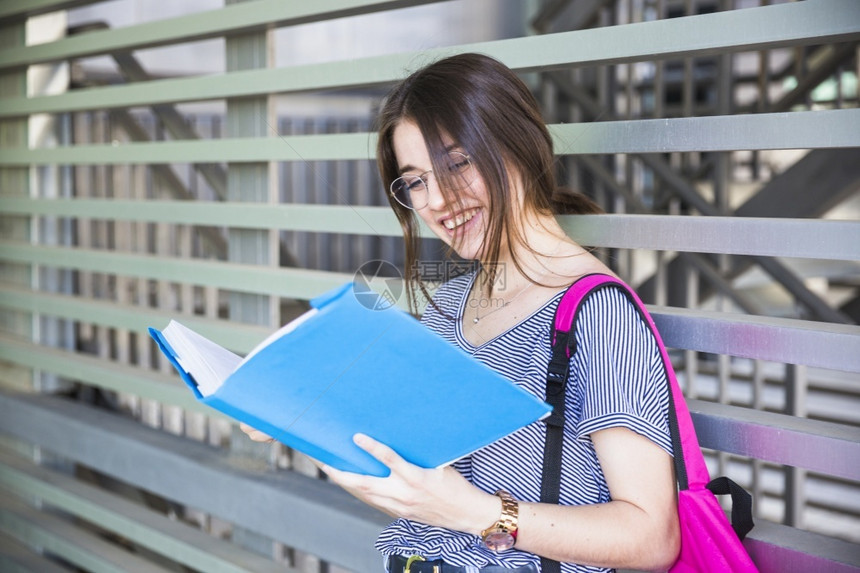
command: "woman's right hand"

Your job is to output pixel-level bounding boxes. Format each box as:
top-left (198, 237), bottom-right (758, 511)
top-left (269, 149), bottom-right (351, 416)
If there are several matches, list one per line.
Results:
top-left (238, 422), bottom-right (274, 443)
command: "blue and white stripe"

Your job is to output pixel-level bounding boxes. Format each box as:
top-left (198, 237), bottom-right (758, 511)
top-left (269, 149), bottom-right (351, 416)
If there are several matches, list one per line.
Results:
top-left (376, 272), bottom-right (672, 572)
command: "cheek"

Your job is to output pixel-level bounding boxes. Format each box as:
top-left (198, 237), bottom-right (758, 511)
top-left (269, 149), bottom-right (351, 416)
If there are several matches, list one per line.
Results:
top-left (465, 178), bottom-right (491, 209)
top-left (415, 209), bottom-right (450, 243)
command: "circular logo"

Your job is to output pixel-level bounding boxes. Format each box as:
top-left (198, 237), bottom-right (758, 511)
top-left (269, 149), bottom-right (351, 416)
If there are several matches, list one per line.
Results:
top-left (352, 259), bottom-right (404, 310)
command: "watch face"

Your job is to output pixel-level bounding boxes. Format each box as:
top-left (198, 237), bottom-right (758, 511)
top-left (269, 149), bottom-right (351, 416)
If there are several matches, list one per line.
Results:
top-left (484, 529), bottom-right (515, 551)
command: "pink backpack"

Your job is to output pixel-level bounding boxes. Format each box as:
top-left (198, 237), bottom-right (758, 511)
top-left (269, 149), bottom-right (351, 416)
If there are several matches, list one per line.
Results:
top-left (539, 274), bottom-right (758, 572)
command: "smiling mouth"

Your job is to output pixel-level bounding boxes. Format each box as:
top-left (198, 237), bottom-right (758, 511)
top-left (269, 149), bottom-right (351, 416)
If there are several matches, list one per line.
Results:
top-left (442, 208), bottom-right (479, 231)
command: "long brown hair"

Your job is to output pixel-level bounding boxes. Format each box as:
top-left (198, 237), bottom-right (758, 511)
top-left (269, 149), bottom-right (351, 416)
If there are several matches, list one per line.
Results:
top-left (376, 53), bottom-right (600, 313)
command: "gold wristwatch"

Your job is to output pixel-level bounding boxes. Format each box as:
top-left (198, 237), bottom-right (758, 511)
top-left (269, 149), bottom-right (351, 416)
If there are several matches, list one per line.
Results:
top-left (480, 490), bottom-right (519, 551)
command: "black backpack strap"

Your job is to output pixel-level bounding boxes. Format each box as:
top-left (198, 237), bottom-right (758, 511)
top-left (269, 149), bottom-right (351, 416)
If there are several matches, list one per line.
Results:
top-left (539, 303), bottom-right (578, 573)
top-left (540, 328), bottom-right (573, 503)
top-left (539, 275), bottom-right (616, 572)
top-left (707, 476), bottom-right (755, 540)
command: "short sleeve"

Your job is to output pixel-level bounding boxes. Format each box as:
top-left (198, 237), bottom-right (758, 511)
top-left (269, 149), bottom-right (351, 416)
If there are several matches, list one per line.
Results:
top-left (569, 286), bottom-right (673, 456)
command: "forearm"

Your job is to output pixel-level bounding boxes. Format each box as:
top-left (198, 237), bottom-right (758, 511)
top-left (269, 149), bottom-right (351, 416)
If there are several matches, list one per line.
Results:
top-left (455, 488), bottom-right (677, 571)
top-left (512, 499), bottom-right (678, 571)
top-left (323, 432), bottom-right (679, 571)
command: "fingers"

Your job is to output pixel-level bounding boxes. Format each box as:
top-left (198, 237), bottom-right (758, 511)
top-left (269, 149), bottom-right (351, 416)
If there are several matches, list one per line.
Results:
top-left (318, 435), bottom-right (467, 523)
top-left (353, 433), bottom-right (407, 471)
top-left (317, 462), bottom-right (349, 483)
top-left (238, 422), bottom-right (274, 443)
top-left (319, 434), bottom-right (407, 488)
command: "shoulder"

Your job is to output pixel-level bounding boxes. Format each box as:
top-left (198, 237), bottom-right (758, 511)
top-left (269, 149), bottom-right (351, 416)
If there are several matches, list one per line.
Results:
top-left (578, 283), bottom-right (638, 320)
top-left (567, 281), bottom-right (673, 452)
top-left (573, 283), bottom-right (656, 351)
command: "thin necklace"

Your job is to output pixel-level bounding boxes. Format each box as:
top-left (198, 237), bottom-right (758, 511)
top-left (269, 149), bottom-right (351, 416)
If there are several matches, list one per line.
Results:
top-left (470, 240), bottom-right (565, 324)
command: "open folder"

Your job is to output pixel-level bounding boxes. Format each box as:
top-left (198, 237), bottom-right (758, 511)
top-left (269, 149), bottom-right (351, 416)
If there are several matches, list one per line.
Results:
top-left (149, 282), bottom-right (552, 477)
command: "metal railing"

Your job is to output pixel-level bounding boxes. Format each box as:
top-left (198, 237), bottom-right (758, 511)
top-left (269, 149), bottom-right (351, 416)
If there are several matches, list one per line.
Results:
top-left (1, 0), bottom-right (859, 571)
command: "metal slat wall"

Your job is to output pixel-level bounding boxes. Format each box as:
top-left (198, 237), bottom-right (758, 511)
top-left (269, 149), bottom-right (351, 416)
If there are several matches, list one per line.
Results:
top-left (0, 0), bottom-right (859, 571)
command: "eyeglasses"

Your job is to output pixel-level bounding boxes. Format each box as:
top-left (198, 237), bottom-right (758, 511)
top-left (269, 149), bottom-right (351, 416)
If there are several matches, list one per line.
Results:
top-left (389, 151), bottom-right (475, 210)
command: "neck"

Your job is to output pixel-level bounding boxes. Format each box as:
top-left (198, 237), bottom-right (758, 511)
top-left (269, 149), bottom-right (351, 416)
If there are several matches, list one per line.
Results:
top-left (479, 211), bottom-right (574, 293)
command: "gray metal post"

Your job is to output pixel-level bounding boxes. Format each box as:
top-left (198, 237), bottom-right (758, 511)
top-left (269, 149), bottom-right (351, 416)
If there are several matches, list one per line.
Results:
top-left (684, 263), bottom-right (699, 400)
top-left (713, 0), bottom-right (734, 485)
top-left (28, 12), bottom-right (72, 395)
top-left (752, 358), bottom-right (765, 518)
top-left (224, 0), bottom-right (280, 561)
top-left (784, 363), bottom-right (808, 527)
top-left (0, 20), bottom-right (32, 394)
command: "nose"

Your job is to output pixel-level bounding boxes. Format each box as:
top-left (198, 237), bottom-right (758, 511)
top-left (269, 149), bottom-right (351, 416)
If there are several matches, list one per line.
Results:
top-left (423, 173), bottom-right (448, 211)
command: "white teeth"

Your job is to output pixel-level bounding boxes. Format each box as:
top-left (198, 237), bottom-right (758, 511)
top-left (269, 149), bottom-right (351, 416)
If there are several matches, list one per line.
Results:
top-left (443, 209), bottom-right (477, 230)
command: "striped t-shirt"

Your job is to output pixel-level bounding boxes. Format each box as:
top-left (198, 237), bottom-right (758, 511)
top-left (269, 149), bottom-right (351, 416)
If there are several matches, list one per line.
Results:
top-left (376, 272), bottom-right (672, 572)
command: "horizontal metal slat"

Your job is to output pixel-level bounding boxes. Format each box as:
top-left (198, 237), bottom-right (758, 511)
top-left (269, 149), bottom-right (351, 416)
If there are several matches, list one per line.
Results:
top-left (1, 391), bottom-right (858, 571)
top-left (0, 390), bottom-right (390, 572)
top-left (0, 334), bottom-right (206, 413)
top-left (0, 132), bottom-right (374, 164)
top-left (549, 110), bottom-right (860, 154)
top-left (0, 284), bottom-right (271, 354)
top-left (0, 530), bottom-right (71, 573)
top-left (0, 198), bottom-right (406, 236)
top-left (3, 247), bottom-right (858, 374)
top-left (0, 0), bottom-right (443, 71)
top-left (12, 319), bottom-right (855, 478)
top-left (560, 214), bottom-right (860, 261)
top-left (3, 199), bottom-right (859, 260)
top-left (0, 243), bottom-right (351, 300)
top-left (2, 283), bottom-right (858, 378)
top-left (1, 110), bottom-right (857, 165)
top-left (689, 399), bottom-right (860, 481)
top-left (0, 494), bottom-right (172, 573)
top-left (744, 519), bottom-right (860, 572)
top-left (0, 449), bottom-right (292, 573)
top-left (1, 0), bottom-right (857, 117)
top-left (0, 0), bottom-right (101, 22)
top-left (652, 305), bottom-right (860, 374)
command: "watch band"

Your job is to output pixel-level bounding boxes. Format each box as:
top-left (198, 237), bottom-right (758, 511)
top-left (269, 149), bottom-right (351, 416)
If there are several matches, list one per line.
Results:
top-left (480, 489), bottom-right (519, 551)
top-left (495, 490), bottom-right (518, 533)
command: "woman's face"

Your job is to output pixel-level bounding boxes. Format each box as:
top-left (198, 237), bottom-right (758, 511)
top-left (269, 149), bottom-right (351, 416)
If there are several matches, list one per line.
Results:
top-left (391, 120), bottom-right (490, 261)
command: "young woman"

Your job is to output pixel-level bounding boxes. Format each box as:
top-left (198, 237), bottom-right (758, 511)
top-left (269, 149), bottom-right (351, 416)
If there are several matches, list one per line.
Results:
top-left (244, 53), bottom-right (679, 572)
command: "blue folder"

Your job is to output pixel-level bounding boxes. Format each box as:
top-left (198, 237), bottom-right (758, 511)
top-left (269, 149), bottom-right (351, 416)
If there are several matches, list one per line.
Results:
top-left (149, 282), bottom-right (551, 477)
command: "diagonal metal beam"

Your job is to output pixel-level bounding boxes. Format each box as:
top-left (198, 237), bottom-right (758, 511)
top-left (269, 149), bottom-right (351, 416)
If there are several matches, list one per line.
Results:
top-left (576, 155), bottom-right (648, 212)
top-left (763, 42), bottom-right (857, 113)
top-left (677, 252), bottom-right (765, 315)
top-left (0, 0), bottom-right (447, 70)
top-left (69, 21), bottom-right (228, 201)
top-left (0, 0), bottom-right (100, 23)
top-left (108, 109), bottom-right (227, 255)
top-left (531, 0), bottom-right (612, 35)
top-left (114, 52), bottom-right (228, 201)
top-left (546, 71), bottom-right (855, 323)
top-left (569, 156), bottom-right (762, 313)
top-left (71, 22), bottom-right (304, 269)
top-left (3, 0), bottom-right (859, 119)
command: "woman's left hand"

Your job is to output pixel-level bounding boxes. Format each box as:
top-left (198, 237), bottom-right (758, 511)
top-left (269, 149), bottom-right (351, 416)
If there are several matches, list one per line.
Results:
top-left (318, 433), bottom-right (498, 534)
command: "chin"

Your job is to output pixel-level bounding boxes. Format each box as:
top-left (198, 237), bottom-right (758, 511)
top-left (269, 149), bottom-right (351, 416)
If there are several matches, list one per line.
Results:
top-left (449, 242), bottom-right (483, 263)
top-left (449, 235), bottom-right (488, 264)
